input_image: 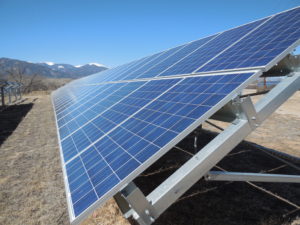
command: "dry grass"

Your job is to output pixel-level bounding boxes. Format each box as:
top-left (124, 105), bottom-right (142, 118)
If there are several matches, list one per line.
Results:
top-left (0, 95), bottom-right (67, 225)
top-left (0, 91), bottom-right (299, 225)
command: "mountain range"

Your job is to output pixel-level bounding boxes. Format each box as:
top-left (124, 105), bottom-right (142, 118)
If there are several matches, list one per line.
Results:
top-left (0, 57), bottom-right (108, 79)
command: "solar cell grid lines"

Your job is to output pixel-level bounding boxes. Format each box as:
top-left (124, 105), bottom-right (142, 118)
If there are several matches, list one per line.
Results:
top-left (197, 7), bottom-right (300, 72)
top-left (98, 51), bottom-right (166, 83)
top-left (60, 79), bottom-right (181, 163)
top-left (57, 83), bottom-right (127, 126)
top-left (120, 44), bottom-right (187, 81)
top-left (51, 6), bottom-right (300, 225)
top-left (137, 35), bottom-right (218, 79)
top-left (101, 55), bottom-right (156, 82)
top-left (157, 17), bottom-right (269, 77)
top-left (68, 58), bottom-right (142, 86)
top-left (55, 86), bottom-right (104, 118)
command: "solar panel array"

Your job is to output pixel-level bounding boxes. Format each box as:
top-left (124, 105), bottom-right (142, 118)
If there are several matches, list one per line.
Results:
top-left (0, 81), bottom-right (22, 96)
top-left (52, 7), bottom-right (300, 224)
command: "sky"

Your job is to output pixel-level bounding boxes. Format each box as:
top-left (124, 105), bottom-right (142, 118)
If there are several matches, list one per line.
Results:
top-left (0, 0), bottom-right (299, 68)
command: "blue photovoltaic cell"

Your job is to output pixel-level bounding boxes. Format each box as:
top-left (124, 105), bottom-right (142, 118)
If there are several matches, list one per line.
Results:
top-left (57, 83), bottom-right (127, 128)
top-left (197, 7), bottom-right (300, 72)
top-left (54, 86), bottom-right (95, 115)
top-left (102, 52), bottom-right (165, 82)
top-left (60, 79), bottom-right (180, 163)
top-left (59, 81), bottom-right (145, 162)
top-left (54, 72), bottom-right (255, 219)
top-left (51, 6), bottom-right (300, 224)
top-left (78, 58), bottom-right (148, 85)
top-left (137, 35), bottom-right (217, 79)
top-left (120, 44), bottom-right (187, 81)
top-left (157, 18), bottom-right (267, 77)
top-left (87, 61), bottom-right (137, 84)
top-left (56, 85), bottom-right (112, 121)
top-left (100, 56), bottom-right (154, 82)
top-left (71, 55), bottom-right (153, 86)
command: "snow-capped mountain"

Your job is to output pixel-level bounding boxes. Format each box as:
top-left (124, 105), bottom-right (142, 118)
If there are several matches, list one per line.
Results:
top-left (38, 61), bottom-right (107, 78)
top-left (0, 58), bottom-right (108, 79)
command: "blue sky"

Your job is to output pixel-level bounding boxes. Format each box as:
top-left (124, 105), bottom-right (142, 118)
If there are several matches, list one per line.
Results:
top-left (0, 0), bottom-right (299, 67)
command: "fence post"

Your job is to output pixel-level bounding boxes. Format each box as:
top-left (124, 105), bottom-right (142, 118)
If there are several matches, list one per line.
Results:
top-left (8, 88), bottom-right (11, 104)
top-left (1, 87), bottom-right (5, 106)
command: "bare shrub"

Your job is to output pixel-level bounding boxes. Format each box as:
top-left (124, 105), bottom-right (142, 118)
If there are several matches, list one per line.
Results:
top-left (4, 67), bottom-right (71, 93)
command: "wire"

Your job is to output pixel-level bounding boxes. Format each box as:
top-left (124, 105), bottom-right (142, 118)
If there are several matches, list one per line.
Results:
top-left (174, 145), bottom-right (300, 214)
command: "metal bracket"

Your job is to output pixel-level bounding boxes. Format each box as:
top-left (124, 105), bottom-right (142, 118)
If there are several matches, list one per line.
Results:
top-left (210, 100), bottom-right (237, 122)
top-left (193, 125), bottom-right (202, 153)
top-left (210, 95), bottom-right (261, 129)
top-left (114, 182), bottom-right (156, 225)
top-left (235, 96), bottom-right (261, 129)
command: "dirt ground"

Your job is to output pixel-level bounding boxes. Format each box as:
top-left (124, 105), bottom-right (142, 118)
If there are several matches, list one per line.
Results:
top-left (0, 91), bottom-right (299, 225)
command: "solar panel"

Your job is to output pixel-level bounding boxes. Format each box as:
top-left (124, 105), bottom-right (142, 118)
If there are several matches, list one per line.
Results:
top-left (53, 71), bottom-right (261, 221)
top-left (0, 80), bottom-right (7, 88)
top-left (157, 18), bottom-right (268, 77)
top-left (136, 35), bottom-right (218, 79)
top-left (197, 7), bottom-right (300, 72)
top-left (52, 6), bottom-right (300, 224)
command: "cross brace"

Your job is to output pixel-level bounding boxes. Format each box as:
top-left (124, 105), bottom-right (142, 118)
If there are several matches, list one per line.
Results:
top-left (115, 72), bottom-right (300, 225)
top-left (205, 171), bottom-right (300, 183)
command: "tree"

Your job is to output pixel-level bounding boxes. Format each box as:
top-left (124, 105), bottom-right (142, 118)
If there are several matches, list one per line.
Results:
top-left (6, 66), bottom-right (39, 93)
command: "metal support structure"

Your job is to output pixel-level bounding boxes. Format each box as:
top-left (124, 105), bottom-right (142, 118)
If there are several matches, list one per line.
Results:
top-left (210, 100), bottom-right (237, 122)
top-left (0, 82), bottom-right (23, 106)
top-left (240, 90), bottom-right (269, 98)
top-left (18, 86), bottom-right (22, 100)
top-left (1, 87), bottom-right (5, 106)
top-left (193, 125), bottom-right (202, 153)
top-left (115, 73), bottom-right (300, 225)
top-left (8, 88), bottom-right (12, 104)
top-left (14, 87), bottom-right (18, 101)
top-left (205, 171), bottom-right (300, 183)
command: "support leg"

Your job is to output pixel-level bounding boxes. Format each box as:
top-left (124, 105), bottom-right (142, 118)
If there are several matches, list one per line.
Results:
top-left (115, 182), bottom-right (156, 225)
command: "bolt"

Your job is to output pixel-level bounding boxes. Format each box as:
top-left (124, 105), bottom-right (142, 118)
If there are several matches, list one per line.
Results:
top-left (145, 209), bottom-right (150, 215)
top-left (150, 216), bottom-right (155, 222)
top-left (133, 212), bottom-right (139, 220)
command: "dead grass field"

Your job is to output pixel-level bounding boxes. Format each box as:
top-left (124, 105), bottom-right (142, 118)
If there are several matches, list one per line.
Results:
top-left (0, 91), bottom-right (299, 225)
